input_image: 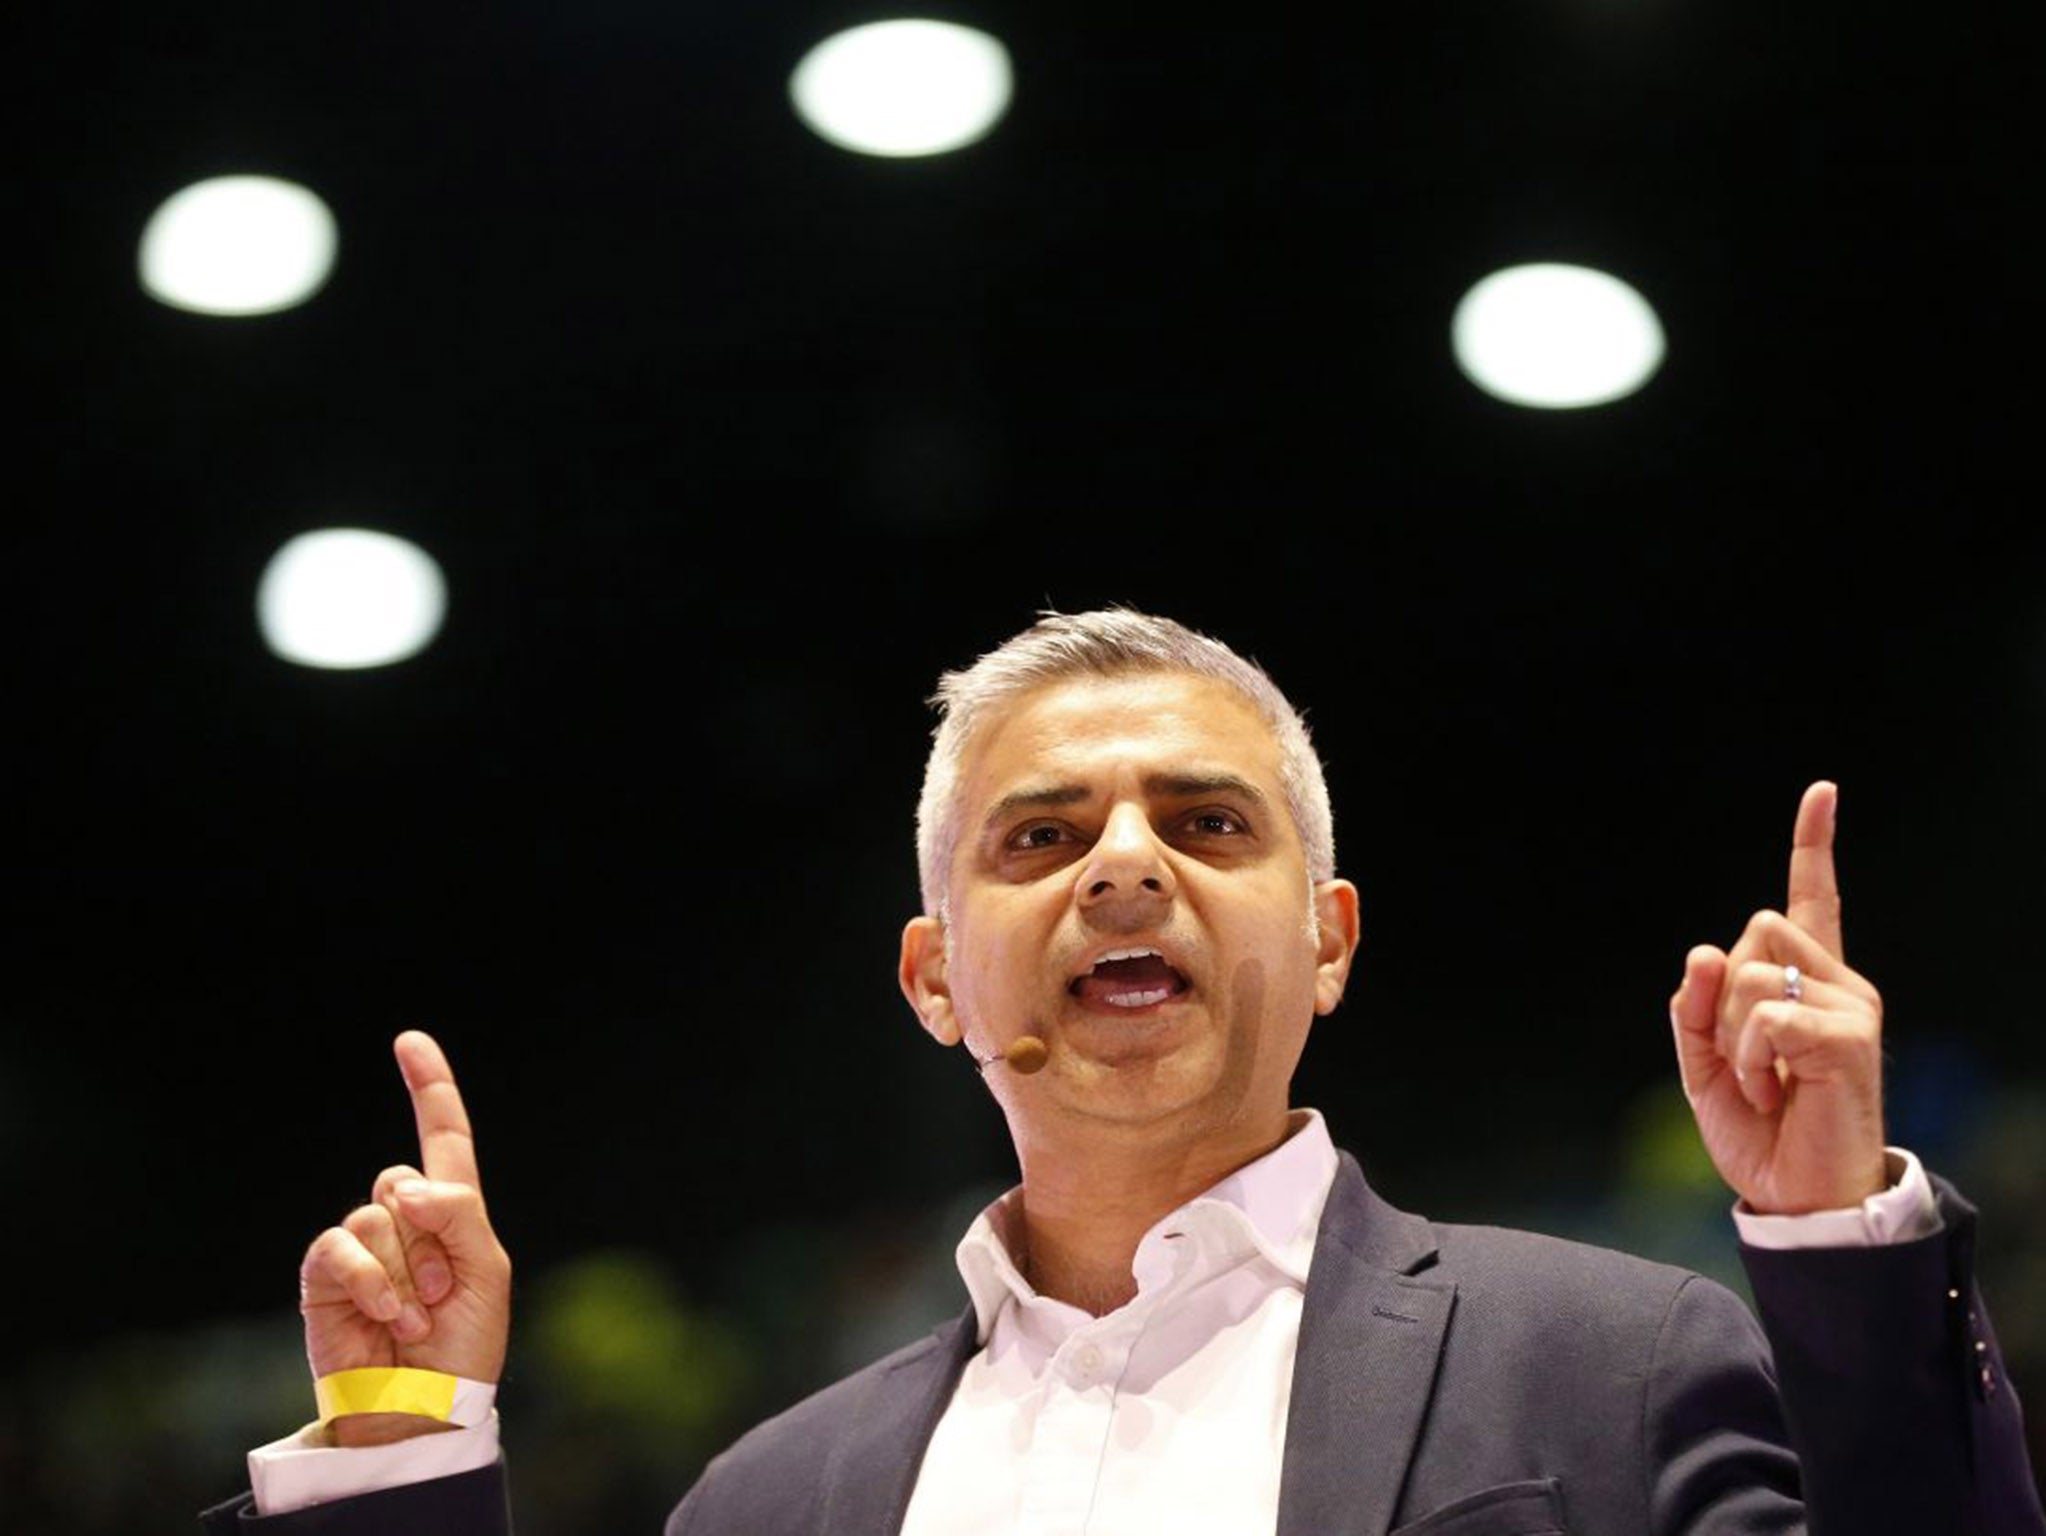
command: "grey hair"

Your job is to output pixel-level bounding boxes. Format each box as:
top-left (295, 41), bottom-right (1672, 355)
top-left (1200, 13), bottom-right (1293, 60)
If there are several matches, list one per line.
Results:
top-left (915, 608), bottom-right (1335, 917)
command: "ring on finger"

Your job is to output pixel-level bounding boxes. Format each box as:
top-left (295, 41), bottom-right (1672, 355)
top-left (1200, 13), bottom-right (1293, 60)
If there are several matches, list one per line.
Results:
top-left (1783, 964), bottom-right (1803, 1003)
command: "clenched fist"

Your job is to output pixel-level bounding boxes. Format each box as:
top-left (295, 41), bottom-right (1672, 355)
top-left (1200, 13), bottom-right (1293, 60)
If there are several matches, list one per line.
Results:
top-left (297, 1031), bottom-right (512, 1444)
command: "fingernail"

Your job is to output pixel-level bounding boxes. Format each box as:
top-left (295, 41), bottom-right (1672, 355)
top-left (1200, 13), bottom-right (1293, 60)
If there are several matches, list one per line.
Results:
top-left (396, 1179), bottom-right (431, 1200)
top-left (394, 1303), bottom-right (429, 1339)
top-left (416, 1262), bottom-right (450, 1299)
top-left (374, 1290), bottom-right (402, 1321)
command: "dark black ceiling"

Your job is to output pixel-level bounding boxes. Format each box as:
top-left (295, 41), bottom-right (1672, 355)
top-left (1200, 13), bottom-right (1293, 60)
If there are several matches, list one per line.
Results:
top-left (10, 0), bottom-right (2045, 1344)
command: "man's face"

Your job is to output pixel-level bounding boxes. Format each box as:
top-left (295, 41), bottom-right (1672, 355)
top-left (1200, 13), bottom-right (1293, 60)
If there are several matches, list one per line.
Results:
top-left (901, 670), bottom-right (1358, 1145)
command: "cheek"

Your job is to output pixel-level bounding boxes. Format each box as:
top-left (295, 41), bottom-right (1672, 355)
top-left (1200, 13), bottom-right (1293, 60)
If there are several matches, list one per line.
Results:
top-left (1226, 957), bottom-right (1269, 1038)
top-left (1227, 903), bottom-right (1323, 1022)
top-left (1232, 881), bottom-right (1320, 955)
top-left (948, 921), bottom-right (1044, 1017)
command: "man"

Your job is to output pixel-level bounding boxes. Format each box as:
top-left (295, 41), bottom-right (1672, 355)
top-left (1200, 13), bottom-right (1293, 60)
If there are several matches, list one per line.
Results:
top-left (207, 609), bottom-right (2043, 1534)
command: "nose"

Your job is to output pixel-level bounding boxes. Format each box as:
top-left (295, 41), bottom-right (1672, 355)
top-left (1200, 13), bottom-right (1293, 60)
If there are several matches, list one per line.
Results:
top-left (1076, 803), bottom-right (1176, 920)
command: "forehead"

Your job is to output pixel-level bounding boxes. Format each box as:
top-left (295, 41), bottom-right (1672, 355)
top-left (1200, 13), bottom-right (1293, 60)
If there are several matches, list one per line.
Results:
top-left (959, 671), bottom-right (1283, 800)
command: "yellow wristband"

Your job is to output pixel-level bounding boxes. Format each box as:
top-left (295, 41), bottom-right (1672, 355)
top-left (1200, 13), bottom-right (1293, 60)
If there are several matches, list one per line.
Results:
top-left (315, 1367), bottom-right (459, 1424)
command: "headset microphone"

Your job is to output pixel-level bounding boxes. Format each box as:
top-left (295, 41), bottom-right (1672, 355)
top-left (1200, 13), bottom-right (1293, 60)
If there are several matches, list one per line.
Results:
top-left (974, 1034), bottom-right (1049, 1075)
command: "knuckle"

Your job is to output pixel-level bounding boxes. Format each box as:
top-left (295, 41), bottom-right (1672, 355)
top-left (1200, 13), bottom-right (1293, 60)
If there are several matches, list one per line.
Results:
top-left (343, 1202), bottom-right (391, 1238)
top-left (1733, 960), bottom-right (1777, 991)
top-left (427, 1182), bottom-right (484, 1218)
top-left (374, 1164), bottom-right (424, 1199)
top-left (303, 1227), bottom-right (348, 1273)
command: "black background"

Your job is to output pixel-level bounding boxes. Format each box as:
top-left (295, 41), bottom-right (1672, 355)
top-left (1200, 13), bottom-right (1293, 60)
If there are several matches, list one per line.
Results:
top-left (7, 0), bottom-right (2044, 1504)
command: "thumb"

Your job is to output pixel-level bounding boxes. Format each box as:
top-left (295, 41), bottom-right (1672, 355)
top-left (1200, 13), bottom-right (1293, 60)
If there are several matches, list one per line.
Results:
top-left (392, 1178), bottom-right (504, 1271)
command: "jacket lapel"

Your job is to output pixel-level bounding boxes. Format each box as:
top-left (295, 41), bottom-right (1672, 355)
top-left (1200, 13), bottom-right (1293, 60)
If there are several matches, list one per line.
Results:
top-left (817, 1308), bottom-right (978, 1534)
top-left (815, 1153), bottom-right (1450, 1536)
top-left (1277, 1153), bottom-right (1454, 1536)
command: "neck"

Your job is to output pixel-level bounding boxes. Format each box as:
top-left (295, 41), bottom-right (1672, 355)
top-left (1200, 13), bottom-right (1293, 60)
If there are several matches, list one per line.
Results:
top-left (1006, 1108), bottom-right (1296, 1315)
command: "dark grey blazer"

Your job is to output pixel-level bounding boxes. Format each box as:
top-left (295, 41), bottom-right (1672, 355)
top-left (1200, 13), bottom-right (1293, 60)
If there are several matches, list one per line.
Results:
top-left (203, 1154), bottom-right (2045, 1536)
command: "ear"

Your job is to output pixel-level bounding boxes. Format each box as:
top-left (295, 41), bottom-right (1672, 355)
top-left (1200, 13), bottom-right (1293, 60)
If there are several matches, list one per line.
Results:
top-left (1310, 879), bottom-right (1361, 1016)
top-left (899, 915), bottom-right (961, 1046)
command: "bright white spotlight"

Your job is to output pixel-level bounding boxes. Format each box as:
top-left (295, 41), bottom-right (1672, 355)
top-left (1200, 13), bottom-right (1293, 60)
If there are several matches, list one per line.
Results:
top-left (790, 20), bottom-right (1012, 158)
top-left (138, 176), bottom-right (337, 316)
top-left (257, 529), bottom-right (446, 670)
top-left (1451, 263), bottom-right (1665, 409)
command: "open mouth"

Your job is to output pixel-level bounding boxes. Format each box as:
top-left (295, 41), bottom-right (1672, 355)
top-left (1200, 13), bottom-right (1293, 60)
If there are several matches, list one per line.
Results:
top-left (1068, 946), bottom-right (1192, 1010)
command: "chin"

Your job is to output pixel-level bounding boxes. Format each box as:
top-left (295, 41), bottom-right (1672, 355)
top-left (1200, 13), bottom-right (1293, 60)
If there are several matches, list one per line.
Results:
top-left (1056, 1040), bottom-right (1250, 1125)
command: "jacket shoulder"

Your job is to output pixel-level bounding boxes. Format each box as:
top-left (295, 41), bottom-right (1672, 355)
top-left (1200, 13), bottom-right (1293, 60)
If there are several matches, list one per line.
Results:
top-left (666, 1319), bottom-right (967, 1534)
top-left (1322, 1151), bottom-right (1746, 1347)
top-left (1425, 1214), bottom-right (1769, 1378)
top-left (1431, 1217), bottom-right (1713, 1307)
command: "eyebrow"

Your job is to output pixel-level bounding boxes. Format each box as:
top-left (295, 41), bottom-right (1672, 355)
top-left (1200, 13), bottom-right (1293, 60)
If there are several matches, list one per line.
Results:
top-left (980, 772), bottom-right (1271, 833)
top-left (1145, 772), bottom-right (1270, 808)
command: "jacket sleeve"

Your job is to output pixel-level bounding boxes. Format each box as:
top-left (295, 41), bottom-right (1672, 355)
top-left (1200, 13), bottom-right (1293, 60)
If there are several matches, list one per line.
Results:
top-left (1641, 1271), bottom-right (1805, 1535)
top-left (1739, 1175), bottom-right (2045, 1536)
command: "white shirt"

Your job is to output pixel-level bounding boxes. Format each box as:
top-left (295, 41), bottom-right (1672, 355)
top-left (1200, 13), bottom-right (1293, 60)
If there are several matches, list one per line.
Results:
top-left (900, 1108), bottom-right (1337, 1536)
top-left (249, 1117), bottom-right (1939, 1521)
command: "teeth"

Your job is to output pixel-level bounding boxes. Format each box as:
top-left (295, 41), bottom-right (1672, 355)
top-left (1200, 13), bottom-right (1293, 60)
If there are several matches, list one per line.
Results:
top-left (1090, 946), bottom-right (1163, 972)
top-left (1104, 987), bottom-right (1172, 1008)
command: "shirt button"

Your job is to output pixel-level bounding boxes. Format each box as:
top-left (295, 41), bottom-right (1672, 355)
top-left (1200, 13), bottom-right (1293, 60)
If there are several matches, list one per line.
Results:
top-left (1076, 1344), bottom-right (1104, 1375)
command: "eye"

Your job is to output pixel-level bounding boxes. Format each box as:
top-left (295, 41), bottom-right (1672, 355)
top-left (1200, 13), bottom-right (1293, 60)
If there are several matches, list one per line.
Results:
top-left (1006, 822), bottom-right (1070, 852)
top-left (1183, 808), bottom-right (1247, 837)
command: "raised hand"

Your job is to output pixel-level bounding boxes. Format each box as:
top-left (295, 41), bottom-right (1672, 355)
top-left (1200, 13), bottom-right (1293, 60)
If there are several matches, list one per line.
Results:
top-left (1669, 782), bottom-right (1889, 1214)
top-left (297, 1031), bottom-right (512, 1441)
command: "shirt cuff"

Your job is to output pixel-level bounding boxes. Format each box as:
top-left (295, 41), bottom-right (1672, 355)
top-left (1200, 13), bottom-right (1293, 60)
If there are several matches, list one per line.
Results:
top-left (1732, 1147), bottom-right (1941, 1249)
top-left (248, 1392), bottom-right (501, 1516)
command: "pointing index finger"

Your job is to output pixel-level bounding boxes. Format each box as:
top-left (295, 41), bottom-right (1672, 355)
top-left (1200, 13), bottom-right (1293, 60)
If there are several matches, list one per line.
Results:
top-left (1786, 780), bottom-right (1844, 961)
top-left (394, 1030), bottom-right (482, 1191)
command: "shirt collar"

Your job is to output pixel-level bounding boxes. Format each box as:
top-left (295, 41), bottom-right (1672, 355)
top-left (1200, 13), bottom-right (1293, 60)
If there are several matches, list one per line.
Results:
top-left (953, 1108), bottom-right (1339, 1342)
